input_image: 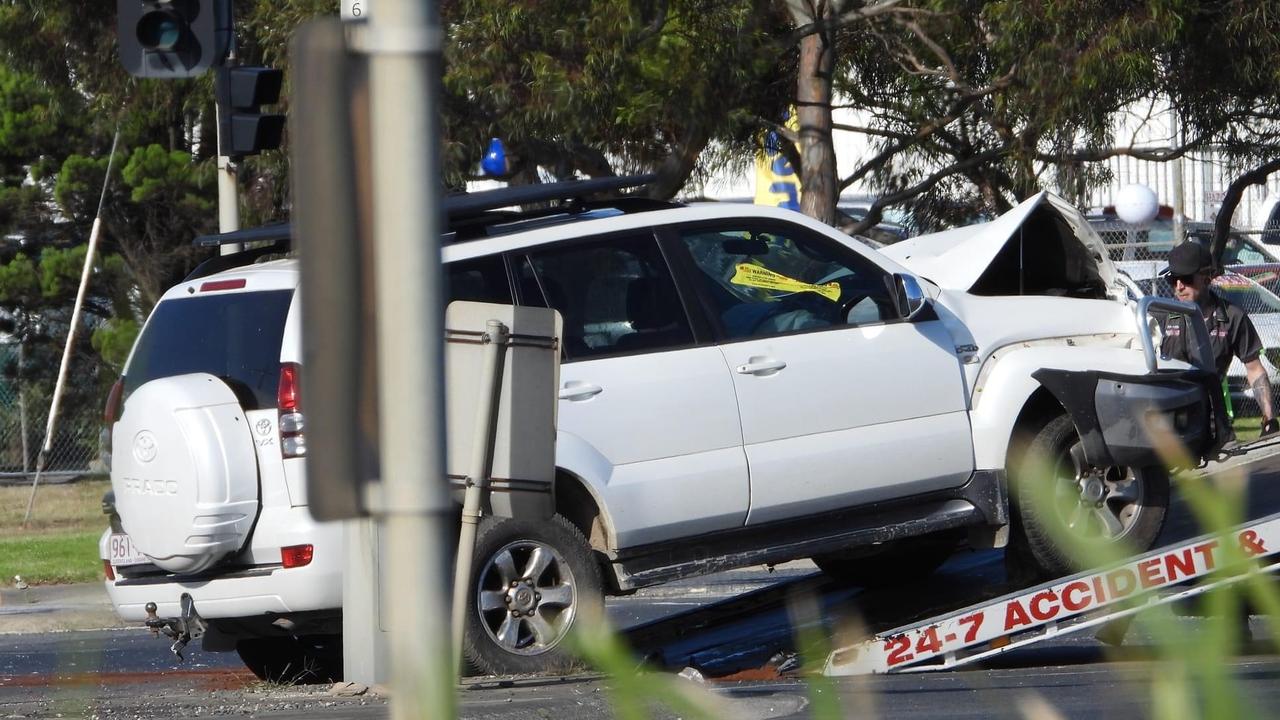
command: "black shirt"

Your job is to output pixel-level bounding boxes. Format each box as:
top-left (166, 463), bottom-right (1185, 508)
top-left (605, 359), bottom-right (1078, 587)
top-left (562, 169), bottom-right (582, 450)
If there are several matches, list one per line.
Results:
top-left (1160, 289), bottom-right (1262, 376)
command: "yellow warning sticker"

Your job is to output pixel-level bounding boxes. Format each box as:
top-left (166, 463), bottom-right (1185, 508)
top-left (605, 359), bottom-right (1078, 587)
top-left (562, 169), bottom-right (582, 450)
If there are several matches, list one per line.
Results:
top-left (730, 264), bottom-right (841, 302)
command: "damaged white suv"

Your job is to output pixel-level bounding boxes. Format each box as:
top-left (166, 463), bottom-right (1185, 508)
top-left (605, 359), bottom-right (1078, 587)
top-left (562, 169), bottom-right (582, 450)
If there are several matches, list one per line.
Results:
top-left (100, 179), bottom-right (1224, 679)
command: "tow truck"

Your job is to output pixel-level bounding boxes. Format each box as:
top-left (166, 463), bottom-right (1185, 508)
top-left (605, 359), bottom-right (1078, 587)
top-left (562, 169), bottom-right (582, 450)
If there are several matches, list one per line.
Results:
top-left (623, 439), bottom-right (1280, 679)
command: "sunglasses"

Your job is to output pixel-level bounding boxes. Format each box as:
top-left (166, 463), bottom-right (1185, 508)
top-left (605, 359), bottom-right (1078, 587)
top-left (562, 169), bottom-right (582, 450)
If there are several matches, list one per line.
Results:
top-left (1169, 273), bottom-right (1200, 285)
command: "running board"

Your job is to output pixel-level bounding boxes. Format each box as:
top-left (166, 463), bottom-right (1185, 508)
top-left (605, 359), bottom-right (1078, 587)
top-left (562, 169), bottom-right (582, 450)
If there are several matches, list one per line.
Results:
top-left (825, 510), bottom-right (1280, 675)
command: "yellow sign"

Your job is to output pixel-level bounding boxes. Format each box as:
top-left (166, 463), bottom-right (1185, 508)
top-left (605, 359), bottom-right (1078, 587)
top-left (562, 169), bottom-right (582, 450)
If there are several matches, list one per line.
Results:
top-left (730, 264), bottom-right (841, 302)
top-left (755, 109), bottom-right (802, 210)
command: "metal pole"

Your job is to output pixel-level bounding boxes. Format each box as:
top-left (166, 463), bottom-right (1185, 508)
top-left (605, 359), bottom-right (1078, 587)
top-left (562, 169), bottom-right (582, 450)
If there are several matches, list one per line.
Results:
top-left (215, 102), bottom-right (241, 251)
top-left (451, 320), bottom-right (509, 673)
top-left (365, 0), bottom-right (453, 717)
top-left (17, 341), bottom-right (29, 474)
top-left (216, 43), bottom-right (240, 253)
top-left (217, 154), bottom-right (240, 242)
top-left (1171, 109), bottom-right (1185, 245)
top-left (23, 130), bottom-right (121, 525)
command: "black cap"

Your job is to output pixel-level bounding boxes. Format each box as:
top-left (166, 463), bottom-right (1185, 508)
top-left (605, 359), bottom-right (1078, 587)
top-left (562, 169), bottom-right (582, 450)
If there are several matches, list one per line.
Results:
top-left (1160, 241), bottom-right (1214, 277)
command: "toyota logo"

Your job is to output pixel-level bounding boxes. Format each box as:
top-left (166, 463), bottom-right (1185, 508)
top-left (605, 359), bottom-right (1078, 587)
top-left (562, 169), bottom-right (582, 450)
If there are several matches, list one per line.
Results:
top-left (256, 419), bottom-right (272, 436)
top-left (132, 431), bottom-right (158, 464)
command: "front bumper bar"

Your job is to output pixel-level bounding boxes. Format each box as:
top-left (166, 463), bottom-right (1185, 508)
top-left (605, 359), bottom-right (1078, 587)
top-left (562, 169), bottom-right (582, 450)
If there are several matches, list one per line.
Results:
top-left (1031, 296), bottom-right (1229, 469)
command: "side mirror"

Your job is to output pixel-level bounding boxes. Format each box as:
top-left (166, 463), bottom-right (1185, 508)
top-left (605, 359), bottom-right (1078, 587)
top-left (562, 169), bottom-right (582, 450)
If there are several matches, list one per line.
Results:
top-left (894, 273), bottom-right (928, 320)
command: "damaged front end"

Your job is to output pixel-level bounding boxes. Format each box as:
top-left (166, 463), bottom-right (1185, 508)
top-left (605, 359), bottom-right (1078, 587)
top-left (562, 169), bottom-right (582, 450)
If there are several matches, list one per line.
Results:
top-left (1033, 296), bottom-right (1229, 470)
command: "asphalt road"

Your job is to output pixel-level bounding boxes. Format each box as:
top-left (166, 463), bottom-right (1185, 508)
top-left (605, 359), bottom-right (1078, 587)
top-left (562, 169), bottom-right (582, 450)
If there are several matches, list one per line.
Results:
top-left (2, 447), bottom-right (1280, 718)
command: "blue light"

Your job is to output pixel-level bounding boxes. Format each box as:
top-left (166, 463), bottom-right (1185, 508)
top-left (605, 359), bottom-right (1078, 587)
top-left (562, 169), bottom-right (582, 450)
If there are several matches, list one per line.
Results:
top-left (481, 137), bottom-right (508, 177)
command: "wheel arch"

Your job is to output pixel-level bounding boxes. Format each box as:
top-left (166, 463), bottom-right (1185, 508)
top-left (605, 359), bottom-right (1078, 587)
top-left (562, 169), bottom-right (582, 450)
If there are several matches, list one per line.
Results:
top-left (554, 468), bottom-right (615, 555)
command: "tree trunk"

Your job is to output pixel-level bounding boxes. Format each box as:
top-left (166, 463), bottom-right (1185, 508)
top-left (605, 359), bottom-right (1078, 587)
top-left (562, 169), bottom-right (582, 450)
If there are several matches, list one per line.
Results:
top-left (792, 1), bottom-right (837, 225)
top-left (1211, 157), bottom-right (1280, 269)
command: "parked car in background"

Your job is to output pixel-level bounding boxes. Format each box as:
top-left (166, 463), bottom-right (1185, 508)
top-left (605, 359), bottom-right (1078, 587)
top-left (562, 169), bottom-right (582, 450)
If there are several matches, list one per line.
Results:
top-left (1089, 213), bottom-right (1280, 277)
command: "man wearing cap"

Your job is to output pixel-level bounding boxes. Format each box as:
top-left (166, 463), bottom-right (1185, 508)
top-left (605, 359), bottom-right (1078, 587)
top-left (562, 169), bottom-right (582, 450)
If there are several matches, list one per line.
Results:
top-left (1159, 241), bottom-right (1279, 437)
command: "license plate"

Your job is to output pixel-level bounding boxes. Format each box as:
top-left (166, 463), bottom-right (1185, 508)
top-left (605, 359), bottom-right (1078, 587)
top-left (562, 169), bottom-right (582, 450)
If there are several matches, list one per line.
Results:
top-left (108, 533), bottom-right (150, 567)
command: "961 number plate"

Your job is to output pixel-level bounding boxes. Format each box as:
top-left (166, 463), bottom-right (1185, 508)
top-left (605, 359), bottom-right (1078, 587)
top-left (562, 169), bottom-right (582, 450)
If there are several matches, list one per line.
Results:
top-left (108, 533), bottom-right (149, 567)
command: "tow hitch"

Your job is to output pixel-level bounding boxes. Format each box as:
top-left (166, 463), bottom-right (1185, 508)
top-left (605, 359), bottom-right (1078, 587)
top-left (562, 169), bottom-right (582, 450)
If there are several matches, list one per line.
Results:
top-left (144, 593), bottom-right (206, 661)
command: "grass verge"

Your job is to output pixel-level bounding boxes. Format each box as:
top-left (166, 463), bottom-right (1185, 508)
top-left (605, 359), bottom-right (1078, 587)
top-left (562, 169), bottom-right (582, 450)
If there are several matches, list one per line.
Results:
top-left (0, 479), bottom-right (109, 585)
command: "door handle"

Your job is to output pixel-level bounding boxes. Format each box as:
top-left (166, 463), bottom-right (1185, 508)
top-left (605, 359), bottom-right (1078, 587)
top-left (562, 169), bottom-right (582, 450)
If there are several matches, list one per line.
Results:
top-left (558, 382), bottom-right (603, 401)
top-left (735, 357), bottom-right (787, 376)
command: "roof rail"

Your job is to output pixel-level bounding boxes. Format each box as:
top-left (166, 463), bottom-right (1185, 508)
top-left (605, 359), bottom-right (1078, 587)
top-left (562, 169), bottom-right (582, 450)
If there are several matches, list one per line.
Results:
top-left (190, 175), bottom-right (663, 251)
top-left (444, 174), bottom-right (655, 221)
top-left (193, 222), bottom-right (292, 248)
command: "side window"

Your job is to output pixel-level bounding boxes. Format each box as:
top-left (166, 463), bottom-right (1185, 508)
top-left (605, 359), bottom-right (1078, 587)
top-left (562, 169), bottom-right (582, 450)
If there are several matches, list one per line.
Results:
top-left (678, 225), bottom-right (898, 341)
top-left (446, 256), bottom-right (513, 305)
top-left (525, 236), bottom-right (693, 360)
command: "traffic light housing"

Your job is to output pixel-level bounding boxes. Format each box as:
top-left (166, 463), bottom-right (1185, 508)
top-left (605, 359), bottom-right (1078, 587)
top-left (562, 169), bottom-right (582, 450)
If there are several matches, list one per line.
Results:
top-left (215, 66), bottom-right (286, 156)
top-left (117, 0), bottom-right (231, 78)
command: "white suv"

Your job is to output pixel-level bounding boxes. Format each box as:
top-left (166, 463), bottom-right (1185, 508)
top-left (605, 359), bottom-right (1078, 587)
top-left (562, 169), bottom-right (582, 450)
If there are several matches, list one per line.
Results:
top-left (101, 179), bottom-right (1223, 679)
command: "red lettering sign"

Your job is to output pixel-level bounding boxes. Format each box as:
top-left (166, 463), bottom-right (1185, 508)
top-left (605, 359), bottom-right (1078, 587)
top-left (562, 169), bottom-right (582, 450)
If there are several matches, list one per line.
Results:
top-left (1106, 567), bottom-right (1136, 598)
top-left (1137, 558), bottom-right (1164, 589)
top-left (1029, 590), bottom-right (1059, 621)
top-left (1004, 599), bottom-right (1031, 631)
top-left (1164, 548), bottom-right (1196, 582)
top-left (1062, 581), bottom-right (1092, 612)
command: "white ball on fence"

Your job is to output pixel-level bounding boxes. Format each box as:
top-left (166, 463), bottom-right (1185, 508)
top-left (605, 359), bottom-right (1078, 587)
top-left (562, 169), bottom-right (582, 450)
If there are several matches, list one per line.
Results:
top-left (1115, 184), bottom-right (1159, 225)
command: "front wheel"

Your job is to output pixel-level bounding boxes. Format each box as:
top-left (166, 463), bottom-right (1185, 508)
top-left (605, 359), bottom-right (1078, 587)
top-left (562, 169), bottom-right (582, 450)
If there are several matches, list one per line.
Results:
top-left (1008, 414), bottom-right (1169, 580)
top-left (463, 514), bottom-right (603, 675)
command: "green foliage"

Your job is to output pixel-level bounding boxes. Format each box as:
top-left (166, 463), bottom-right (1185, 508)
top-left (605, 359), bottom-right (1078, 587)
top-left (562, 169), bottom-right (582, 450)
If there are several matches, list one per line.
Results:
top-left (37, 245), bottom-right (88, 298)
top-left (0, 252), bottom-right (39, 304)
top-left (119, 144), bottom-right (215, 211)
top-left (91, 317), bottom-right (140, 372)
top-left (442, 0), bottom-right (791, 192)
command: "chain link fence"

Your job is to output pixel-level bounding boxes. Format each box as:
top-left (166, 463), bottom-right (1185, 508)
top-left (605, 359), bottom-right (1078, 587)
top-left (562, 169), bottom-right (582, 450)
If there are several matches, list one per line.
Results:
top-left (1093, 219), bottom-right (1280, 418)
top-left (0, 342), bottom-right (105, 481)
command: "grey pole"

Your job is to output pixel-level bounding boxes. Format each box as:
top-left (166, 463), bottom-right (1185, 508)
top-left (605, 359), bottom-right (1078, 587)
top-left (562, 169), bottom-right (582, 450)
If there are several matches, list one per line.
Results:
top-left (451, 319), bottom-right (509, 672)
top-left (1171, 109), bottom-right (1185, 245)
top-left (363, 0), bottom-right (453, 717)
top-left (17, 341), bottom-right (28, 474)
top-left (216, 48), bottom-right (240, 252)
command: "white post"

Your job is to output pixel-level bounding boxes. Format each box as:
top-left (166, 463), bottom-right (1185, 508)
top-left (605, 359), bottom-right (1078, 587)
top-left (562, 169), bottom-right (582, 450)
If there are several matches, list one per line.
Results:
top-left (23, 217), bottom-right (104, 524)
top-left (23, 130), bottom-right (121, 525)
top-left (365, 1), bottom-right (453, 718)
top-left (215, 98), bottom-right (241, 251)
top-left (17, 341), bottom-right (29, 474)
top-left (1171, 109), bottom-right (1185, 245)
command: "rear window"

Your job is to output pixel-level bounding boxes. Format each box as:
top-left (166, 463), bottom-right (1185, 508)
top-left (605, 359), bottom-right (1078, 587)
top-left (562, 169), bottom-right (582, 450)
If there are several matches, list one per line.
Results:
top-left (123, 290), bottom-right (294, 409)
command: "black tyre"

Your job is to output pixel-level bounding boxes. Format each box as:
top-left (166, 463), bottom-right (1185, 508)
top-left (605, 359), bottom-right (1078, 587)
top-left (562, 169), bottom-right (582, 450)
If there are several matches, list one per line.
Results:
top-left (1009, 414), bottom-right (1169, 579)
top-left (812, 531), bottom-right (961, 587)
top-left (463, 514), bottom-right (603, 676)
top-left (236, 634), bottom-right (342, 684)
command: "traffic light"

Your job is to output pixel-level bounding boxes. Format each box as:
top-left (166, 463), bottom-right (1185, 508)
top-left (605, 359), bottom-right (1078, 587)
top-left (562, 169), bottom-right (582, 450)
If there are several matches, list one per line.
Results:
top-left (215, 66), bottom-right (286, 156)
top-left (117, 0), bottom-right (231, 78)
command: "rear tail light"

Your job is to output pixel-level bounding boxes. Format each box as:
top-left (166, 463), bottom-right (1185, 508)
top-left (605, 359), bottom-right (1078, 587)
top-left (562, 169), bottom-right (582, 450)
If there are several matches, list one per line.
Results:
top-left (103, 559), bottom-right (115, 581)
top-left (278, 363), bottom-right (306, 458)
top-left (101, 378), bottom-right (124, 471)
top-left (281, 544), bottom-right (314, 568)
top-left (104, 379), bottom-right (124, 423)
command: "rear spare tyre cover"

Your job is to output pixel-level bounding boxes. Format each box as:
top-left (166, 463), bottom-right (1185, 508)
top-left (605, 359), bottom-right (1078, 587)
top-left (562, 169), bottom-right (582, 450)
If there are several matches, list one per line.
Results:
top-left (111, 373), bottom-right (260, 574)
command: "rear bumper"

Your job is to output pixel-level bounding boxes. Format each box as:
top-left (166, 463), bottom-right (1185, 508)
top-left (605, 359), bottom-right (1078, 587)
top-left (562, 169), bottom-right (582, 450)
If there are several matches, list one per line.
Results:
top-left (99, 509), bottom-right (343, 622)
top-left (1033, 367), bottom-right (1226, 468)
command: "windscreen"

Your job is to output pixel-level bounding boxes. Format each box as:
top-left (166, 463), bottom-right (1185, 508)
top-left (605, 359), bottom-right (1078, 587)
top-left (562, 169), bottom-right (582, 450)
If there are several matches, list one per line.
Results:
top-left (123, 290), bottom-right (294, 409)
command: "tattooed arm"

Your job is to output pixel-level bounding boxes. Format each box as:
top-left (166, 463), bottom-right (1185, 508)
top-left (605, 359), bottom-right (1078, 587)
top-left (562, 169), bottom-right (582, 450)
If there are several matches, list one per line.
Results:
top-left (1245, 359), bottom-right (1275, 425)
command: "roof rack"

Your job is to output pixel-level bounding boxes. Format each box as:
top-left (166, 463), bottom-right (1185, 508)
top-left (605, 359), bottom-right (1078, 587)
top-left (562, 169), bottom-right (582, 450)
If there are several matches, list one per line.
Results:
top-left (193, 222), bottom-right (292, 248)
top-left (191, 175), bottom-right (665, 250)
